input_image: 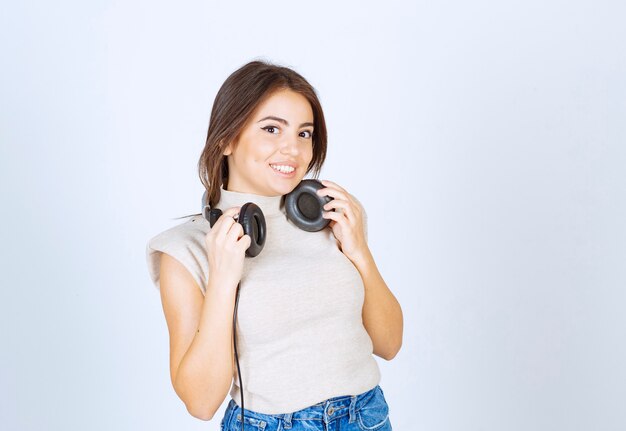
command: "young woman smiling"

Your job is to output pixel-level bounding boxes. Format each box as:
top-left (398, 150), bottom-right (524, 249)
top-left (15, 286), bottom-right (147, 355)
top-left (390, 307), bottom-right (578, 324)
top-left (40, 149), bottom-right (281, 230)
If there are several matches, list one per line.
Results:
top-left (146, 59), bottom-right (403, 431)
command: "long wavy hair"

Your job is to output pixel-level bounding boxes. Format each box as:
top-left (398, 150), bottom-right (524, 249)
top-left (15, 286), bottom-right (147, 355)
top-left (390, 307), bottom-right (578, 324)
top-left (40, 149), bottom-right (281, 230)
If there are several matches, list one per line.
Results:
top-left (173, 59), bottom-right (328, 220)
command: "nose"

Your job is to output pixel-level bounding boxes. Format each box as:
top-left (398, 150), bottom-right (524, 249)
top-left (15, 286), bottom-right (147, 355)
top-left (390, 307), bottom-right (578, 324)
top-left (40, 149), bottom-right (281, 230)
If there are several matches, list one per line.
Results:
top-left (279, 136), bottom-right (300, 156)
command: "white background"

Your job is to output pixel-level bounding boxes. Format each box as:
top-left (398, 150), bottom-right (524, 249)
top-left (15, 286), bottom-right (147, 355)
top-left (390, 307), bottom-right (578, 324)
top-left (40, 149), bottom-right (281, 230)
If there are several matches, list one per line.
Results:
top-left (1, 1), bottom-right (625, 430)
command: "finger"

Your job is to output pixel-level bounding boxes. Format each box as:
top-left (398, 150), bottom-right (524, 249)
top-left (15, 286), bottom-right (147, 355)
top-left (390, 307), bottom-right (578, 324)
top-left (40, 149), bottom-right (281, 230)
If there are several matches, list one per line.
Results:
top-left (322, 199), bottom-right (346, 211)
top-left (219, 206), bottom-right (241, 221)
top-left (320, 179), bottom-right (348, 193)
top-left (222, 206), bottom-right (242, 218)
top-left (214, 206), bottom-right (241, 236)
top-left (225, 219), bottom-right (244, 243)
top-left (322, 209), bottom-right (344, 223)
top-left (238, 234), bottom-right (252, 250)
top-left (317, 186), bottom-right (349, 202)
top-left (323, 199), bottom-right (353, 219)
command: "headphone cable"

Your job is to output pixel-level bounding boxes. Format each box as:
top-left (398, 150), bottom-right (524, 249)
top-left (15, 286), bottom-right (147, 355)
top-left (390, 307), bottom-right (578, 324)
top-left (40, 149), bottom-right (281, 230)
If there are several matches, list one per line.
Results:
top-left (205, 206), bottom-right (245, 430)
top-left (233, 281), bottom-right (244, 431)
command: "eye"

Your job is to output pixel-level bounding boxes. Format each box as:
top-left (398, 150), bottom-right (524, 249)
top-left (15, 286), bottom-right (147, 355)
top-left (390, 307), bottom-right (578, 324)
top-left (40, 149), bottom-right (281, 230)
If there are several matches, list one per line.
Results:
top-left (262, 125), bottom-right (279, 134)
top-left (300, 130), bottom-right (313, 139)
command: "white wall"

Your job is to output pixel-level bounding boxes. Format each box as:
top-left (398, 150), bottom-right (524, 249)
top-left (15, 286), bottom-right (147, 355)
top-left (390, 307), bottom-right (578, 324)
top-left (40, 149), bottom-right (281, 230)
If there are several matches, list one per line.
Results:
top-left (1, 0), bottom-right (624, 430)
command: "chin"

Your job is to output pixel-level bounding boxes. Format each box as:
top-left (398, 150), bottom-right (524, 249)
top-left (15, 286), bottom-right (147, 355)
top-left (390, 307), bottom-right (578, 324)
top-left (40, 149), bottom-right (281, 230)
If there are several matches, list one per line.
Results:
top-left (274, 181), bottom-right (297, 194)
top-left (269, 179), bottom-right (299, 195)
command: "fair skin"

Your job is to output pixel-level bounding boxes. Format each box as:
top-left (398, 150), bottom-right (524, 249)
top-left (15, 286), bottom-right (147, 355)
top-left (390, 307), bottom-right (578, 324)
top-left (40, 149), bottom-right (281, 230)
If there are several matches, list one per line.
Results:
top-left (223, 88), bottom-right (315, 196)
top-left (161, 88), bottom-right (402, 421)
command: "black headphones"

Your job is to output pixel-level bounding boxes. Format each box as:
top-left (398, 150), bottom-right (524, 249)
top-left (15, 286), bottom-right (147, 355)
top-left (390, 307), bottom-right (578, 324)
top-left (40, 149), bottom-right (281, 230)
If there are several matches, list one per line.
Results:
top-left (202, 178), bottom-right (334, 255)
top-left (200, 178), bottom-right (334, 429)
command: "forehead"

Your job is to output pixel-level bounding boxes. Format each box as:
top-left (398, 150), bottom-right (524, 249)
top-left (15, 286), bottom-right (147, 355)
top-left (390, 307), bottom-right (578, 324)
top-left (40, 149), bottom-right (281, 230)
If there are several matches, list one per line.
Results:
top-left (253, 89), bottom-right (313, 119)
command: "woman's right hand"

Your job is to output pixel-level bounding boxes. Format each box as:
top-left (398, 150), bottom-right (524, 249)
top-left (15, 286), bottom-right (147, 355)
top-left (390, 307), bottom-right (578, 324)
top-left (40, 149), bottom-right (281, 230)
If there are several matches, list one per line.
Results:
top-left (204, 206), bottom-right (252, 290)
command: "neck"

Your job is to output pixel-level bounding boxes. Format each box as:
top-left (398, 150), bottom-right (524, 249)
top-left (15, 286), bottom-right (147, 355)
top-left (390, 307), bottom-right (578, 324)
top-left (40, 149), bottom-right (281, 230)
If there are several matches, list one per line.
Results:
top-left (216, 185), bottom-right (284, 217)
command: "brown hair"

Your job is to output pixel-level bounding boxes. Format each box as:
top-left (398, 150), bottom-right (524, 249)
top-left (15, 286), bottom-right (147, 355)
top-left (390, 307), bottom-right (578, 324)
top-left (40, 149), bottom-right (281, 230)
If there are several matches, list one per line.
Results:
top-left (173, 59), bottom-right (328, 220)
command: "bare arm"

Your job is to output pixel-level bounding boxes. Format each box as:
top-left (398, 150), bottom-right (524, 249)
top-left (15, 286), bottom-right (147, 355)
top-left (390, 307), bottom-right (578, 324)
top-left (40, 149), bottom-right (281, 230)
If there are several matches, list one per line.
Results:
top-left (160, 252), bottom-right (237, 420)
top-left (351, 248), bottom-right (403, 361)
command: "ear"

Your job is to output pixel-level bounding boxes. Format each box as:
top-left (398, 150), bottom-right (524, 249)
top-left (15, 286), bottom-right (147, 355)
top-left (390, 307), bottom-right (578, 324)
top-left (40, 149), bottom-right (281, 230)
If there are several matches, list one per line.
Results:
top-left (222, 139), bottom-right (234, 156)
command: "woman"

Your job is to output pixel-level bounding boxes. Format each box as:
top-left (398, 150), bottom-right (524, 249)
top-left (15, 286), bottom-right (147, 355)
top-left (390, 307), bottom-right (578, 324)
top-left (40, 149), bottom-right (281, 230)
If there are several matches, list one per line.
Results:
top-left (146, 59), bottom-right (403, 431)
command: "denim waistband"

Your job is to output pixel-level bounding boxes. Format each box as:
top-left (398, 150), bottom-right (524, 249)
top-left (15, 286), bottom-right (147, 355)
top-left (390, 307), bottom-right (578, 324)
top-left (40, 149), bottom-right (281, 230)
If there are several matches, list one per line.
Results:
top-left (226, 384), bottom-right (381, 427)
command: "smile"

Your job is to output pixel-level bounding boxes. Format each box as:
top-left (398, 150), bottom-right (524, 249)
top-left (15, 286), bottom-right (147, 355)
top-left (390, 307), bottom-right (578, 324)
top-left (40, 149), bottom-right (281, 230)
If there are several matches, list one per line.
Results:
top-left (270, 164), bottom-right (296, 177)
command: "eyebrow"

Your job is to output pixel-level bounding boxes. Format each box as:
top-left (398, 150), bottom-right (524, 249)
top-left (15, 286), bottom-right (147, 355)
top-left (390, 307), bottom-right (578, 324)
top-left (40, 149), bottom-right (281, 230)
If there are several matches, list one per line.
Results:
top-left (257, 116), bottom-right (314, 128)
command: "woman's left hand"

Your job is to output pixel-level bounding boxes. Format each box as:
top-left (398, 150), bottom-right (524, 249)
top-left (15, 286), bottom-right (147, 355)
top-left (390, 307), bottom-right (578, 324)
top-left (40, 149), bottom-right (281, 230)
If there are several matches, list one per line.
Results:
top-left (317, 179), bottom-right (369, 263)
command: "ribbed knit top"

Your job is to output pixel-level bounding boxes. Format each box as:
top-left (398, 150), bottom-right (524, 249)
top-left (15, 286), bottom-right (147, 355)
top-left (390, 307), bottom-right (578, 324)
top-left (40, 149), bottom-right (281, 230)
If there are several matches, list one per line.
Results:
top-left (145, 186), bottom-right (380, 415)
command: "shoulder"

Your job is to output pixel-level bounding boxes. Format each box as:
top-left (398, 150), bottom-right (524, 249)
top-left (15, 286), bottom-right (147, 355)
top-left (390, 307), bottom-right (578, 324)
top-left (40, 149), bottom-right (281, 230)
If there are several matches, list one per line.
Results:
top-left (147, 215), bottom-right (210, 253)
top-left (145, 215), bottom-right (211, 294)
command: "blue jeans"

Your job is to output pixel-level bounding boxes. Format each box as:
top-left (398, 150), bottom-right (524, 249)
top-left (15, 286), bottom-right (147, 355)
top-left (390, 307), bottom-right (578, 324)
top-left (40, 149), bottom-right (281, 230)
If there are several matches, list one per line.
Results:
top-left (220, 384), bottom-right (392, 431)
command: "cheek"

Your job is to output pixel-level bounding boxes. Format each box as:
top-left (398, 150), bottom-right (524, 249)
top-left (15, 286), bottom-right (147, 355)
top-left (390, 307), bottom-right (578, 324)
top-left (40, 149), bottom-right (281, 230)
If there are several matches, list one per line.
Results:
top-left (255, 138), bottom-right (276, 154)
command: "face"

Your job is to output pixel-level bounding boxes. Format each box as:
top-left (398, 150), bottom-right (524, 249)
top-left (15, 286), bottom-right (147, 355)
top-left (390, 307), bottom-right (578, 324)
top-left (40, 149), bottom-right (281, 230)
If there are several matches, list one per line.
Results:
top-left (223, 88), bottom-right (315, 196)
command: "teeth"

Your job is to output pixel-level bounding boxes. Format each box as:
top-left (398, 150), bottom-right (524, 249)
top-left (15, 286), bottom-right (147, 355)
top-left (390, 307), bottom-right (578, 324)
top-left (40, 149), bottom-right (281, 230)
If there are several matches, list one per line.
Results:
top-left (271, 164), bottom-right (295, 173)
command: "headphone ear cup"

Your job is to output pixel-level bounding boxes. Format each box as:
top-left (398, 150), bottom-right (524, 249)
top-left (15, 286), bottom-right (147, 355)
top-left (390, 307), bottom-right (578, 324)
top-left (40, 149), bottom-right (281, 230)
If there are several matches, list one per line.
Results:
top-left (207, 208), bottom-right (223, 227)
top-left (239, 202), bottom-right (266, 257)
top-left (284, 179), bottom-right (333, 232)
